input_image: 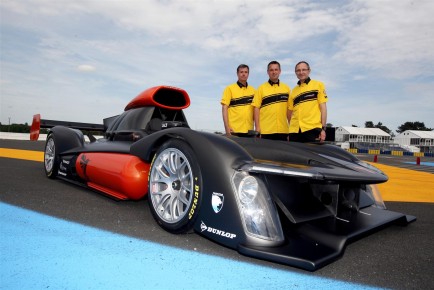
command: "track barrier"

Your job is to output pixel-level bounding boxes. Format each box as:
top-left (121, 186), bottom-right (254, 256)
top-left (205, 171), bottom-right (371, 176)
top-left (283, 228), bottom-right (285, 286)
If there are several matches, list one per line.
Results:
top-left (344, 148), bottom-right (433, 158)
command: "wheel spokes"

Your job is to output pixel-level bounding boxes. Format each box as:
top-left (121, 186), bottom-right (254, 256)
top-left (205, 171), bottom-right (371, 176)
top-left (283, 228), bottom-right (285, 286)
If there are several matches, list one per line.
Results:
top-left (44, 138), bottom-right (55, 172)
top-left (150, 148), bottom-right (194, 223)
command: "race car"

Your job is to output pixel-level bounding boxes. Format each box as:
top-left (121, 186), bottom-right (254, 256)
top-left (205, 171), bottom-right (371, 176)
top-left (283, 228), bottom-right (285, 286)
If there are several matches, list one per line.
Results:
top-left (30, 85), bottom-right (416, 271)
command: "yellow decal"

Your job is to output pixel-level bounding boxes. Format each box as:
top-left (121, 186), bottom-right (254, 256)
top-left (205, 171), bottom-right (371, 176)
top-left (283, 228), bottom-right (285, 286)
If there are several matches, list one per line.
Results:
top-left (189, 183), bottom-right (200, 219)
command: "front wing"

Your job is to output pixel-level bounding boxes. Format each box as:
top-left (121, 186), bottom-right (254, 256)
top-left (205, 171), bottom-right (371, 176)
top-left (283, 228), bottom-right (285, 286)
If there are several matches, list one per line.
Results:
top-left (238, 205), bottom-right (414, 271)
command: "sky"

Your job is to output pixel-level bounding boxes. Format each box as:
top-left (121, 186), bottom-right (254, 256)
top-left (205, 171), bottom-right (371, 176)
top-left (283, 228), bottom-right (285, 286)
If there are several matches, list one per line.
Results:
top-left (1, 0), bottom-right (433, 134)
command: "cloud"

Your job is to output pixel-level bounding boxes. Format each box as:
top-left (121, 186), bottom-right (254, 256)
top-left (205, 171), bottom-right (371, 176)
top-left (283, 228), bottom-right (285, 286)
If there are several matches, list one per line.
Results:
top-left (77, 65), bottom-right (96, 72)
top-left (334, 0), bottom-right (434, 79)
top-left (1, 0), bottom-right (433, 133)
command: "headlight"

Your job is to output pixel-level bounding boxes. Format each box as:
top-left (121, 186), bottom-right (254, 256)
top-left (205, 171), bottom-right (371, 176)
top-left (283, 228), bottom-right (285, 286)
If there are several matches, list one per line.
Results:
top-left (232, 172), bottom-right (284, 244)
top-left (238, 176), bottom-right (258, 204)
top-left (366, 184), bottom-right (386, 209)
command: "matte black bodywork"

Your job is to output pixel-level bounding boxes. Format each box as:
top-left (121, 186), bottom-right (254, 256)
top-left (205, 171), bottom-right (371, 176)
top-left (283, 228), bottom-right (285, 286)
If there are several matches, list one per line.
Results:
top-left (33, 86), bottom-right (416, 271)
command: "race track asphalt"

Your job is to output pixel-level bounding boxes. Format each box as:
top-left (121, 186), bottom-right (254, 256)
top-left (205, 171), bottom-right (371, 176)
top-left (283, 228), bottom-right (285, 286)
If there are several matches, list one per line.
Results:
top-left (0, 139), bottom-right (433, 290)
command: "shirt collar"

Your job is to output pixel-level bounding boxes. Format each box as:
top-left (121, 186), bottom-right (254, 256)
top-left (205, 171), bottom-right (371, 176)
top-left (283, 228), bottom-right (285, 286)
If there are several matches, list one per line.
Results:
top-left (297, 77), bottom-right (311, 86)
top-left (268, 79), bottom-right (280, 86)
top-left (237, 81), bottom-right (248, 88)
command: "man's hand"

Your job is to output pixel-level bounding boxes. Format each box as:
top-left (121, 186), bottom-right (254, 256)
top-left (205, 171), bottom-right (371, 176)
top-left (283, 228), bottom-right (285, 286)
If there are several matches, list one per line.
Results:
top-left (319, 129), bottom-right (326, 142)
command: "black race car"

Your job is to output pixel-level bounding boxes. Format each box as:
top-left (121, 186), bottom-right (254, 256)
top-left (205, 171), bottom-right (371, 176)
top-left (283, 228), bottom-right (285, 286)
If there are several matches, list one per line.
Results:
top-left (30, 85), bottom-right (415, 271)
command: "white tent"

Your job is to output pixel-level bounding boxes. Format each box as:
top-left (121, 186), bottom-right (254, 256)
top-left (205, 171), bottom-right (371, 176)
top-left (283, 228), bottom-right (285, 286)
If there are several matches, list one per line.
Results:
top-left (394, 130), bottom-right (434, 152)
top-left (335, 126), bottom-right (391, 143)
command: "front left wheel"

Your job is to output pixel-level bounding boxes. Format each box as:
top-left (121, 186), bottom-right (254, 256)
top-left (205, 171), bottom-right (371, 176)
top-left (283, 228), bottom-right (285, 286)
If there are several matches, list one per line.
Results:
top-left (44, 134), bottom-right (59, 179)
top-left (148, 139), bottom-right (202, 234)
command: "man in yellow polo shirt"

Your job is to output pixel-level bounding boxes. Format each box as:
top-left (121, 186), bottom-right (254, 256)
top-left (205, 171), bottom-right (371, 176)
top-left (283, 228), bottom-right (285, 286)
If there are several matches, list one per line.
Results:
top-left (252, 61), bottom-right (291, 141)
top-left (221, 64), bottom-right (256, 137)
top-left (287, 61), bottom-right (328, 143)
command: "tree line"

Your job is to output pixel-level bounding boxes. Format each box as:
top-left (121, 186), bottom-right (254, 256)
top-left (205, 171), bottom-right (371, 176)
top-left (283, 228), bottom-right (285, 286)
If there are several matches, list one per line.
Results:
top-left (0, 122), bottom-right (48, 134)
top-left (352, 121), bottom-right (432, 137)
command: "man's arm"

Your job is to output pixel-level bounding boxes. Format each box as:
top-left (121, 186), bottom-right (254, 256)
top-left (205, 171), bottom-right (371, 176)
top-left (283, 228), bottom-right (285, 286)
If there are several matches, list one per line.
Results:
top-left (320, 103), bottom-right (327, 128)
top-left (254, 107), bottom-right (261, 134)
top-left (221, 104), bottom-right (231, 135)
top-left (319, 103), bottom-right (327, 142)
top-left (287, 109), bottom-right (293, 125)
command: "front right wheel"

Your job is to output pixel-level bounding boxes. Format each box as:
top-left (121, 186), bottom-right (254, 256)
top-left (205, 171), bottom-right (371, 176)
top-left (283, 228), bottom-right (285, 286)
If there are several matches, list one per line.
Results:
top-left (148, 139), bottom-right (202, 234)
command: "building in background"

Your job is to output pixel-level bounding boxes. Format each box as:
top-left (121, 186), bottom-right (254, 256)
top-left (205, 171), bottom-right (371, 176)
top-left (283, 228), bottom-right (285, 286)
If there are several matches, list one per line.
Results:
top-left (393, 130), bottom-right (434, 153)
top-left (335, 126), bottom-right (392, 151)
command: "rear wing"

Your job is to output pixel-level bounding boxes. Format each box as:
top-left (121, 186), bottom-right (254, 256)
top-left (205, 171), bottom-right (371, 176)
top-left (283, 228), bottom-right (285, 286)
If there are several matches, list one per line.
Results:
top-left (30, 114), bottom-right (106, 141)
top-left (30, 86), bottom-right (190, 141)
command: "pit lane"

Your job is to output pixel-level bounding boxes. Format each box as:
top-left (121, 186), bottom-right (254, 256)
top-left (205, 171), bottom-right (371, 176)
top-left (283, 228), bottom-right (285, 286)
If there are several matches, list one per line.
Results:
top-left (1, 139), bottom-right (433, 290)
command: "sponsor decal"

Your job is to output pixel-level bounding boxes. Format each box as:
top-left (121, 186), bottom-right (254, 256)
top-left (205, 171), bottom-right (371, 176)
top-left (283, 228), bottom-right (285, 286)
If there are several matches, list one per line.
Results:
top-left (211, 192), bottom-right (224, 213)
top-left (200, 221), bottom-right (236, 239)
top-left (188, 178), bottom-right (200, 219)
top-left (279, 94), bottom-right (289, 101)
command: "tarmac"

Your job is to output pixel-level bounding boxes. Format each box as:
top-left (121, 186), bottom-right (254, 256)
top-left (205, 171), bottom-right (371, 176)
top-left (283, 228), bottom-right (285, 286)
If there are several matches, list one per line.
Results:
top-left (1, 139), bottom-right (433, 290)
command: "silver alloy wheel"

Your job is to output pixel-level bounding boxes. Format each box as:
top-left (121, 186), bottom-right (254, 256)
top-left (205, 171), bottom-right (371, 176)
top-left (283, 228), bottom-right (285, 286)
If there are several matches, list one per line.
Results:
top-left (149, 147), bottom-right (194, 224)
top-left (45, 137), bottom-right (55, 173)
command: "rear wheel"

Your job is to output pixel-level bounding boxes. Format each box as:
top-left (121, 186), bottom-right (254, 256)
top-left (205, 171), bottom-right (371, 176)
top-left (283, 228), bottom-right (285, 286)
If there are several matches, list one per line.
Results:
top-left (44, 134), bottom-right (59, 178)
top-left (148, 139), bottom-right (202, 233)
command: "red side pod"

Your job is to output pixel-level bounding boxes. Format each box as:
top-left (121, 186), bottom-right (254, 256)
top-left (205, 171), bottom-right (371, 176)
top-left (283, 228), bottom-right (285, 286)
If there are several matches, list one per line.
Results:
top-left (75, 153), bottom-right (150, 200)
top-left (30, 114), bottom-right (41, 141)
top-left (125, 86), bottom-right (191, 111)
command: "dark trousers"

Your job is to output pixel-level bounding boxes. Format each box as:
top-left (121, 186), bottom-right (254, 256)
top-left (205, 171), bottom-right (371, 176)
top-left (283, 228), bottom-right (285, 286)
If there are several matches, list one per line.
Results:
top-left (260, 133), bottom-right (288, 141)
top-left (288, 128), bottom-right (321, 143)
top-left (231, 132), bottom-right (253, 138)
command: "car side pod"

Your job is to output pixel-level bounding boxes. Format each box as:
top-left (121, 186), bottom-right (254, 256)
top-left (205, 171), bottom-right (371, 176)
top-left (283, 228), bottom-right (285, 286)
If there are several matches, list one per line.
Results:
top-left (75, 153), bottom-right (150, 200)
top-left (237, 206), bottom-right (416, 271)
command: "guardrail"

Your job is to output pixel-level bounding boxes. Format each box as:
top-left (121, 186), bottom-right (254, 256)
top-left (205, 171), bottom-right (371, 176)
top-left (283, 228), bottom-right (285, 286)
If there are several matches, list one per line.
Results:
top-left (0, 132), bottom-right (47, 141)
top-left (347, 148), bottom-right (433, 157)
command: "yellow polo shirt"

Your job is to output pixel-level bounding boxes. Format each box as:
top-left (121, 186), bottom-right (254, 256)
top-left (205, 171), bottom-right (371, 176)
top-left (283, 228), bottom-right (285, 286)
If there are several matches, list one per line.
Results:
top-left (252, 80), bottom-right (291, 134)
top-left (288, 78), bottom-right (328, 133)
top-left (221, 82), bottom-right (255, 133)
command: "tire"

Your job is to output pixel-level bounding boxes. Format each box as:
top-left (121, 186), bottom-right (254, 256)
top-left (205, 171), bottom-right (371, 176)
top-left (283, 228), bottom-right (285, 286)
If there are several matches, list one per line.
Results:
top-left (148, 139), bottom-right (202, 234)
top-left (44, 134), bottom-right (59, 179)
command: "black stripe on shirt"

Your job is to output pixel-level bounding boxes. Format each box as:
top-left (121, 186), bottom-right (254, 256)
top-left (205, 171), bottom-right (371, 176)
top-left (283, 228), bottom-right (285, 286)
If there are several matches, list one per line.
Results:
top-left (261, 93), bottom-right (289, 108)
top-left (293, 91), bottom-right (318, 107)
top-left (229, 95), bottom-right (254, 107)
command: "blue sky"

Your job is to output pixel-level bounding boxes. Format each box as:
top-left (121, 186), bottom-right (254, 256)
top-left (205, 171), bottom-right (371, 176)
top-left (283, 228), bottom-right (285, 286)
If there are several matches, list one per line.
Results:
top-left (1, 0), bottom-right (433, 133)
